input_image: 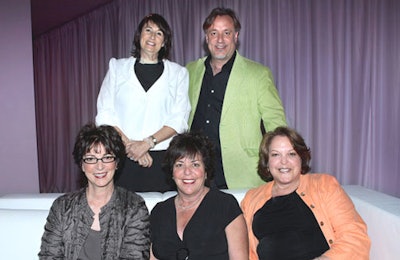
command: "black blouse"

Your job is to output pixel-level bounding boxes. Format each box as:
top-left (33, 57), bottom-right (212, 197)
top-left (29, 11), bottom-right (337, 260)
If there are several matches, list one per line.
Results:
top-left (150, 189), bottom-right (242, 260)
top-left (252, 191), bottom-right (329, 260)
top-left (134, 60), bottom-right (164, 91)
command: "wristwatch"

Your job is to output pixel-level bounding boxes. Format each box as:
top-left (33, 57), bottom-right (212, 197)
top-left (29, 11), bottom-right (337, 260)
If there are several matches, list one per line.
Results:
top-left (150, 135), bottom-right (157, 146)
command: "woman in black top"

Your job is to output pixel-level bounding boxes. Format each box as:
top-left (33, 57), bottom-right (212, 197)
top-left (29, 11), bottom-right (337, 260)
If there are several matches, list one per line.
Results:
top-left (96, 14), bottom-right (190, 192)
top-left (150, 132), bottom-right (248, 260)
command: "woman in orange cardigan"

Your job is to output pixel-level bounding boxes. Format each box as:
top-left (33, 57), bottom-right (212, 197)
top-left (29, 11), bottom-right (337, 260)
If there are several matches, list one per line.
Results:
top-left (241, 126), bottom-right (370, 260)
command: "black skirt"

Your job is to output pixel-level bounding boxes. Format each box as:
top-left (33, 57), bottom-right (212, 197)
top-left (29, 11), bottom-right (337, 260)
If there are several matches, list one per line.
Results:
top-left (115, 150), bottom-right (176, 192)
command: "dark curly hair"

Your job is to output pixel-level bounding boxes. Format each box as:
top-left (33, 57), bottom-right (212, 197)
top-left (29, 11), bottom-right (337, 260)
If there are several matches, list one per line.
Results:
top-left (72, 123), bottom-right (125, 170)
top-left (162, 132), bottom-right (215, 187)
top-left (258, 126), bottom-right (311, 182)
top-left (131, 13), bottom-right (172, 60)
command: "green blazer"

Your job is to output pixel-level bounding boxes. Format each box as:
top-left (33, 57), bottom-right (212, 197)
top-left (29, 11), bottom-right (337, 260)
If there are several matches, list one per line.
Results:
top-left (186, 52), bottom-right (287, 189)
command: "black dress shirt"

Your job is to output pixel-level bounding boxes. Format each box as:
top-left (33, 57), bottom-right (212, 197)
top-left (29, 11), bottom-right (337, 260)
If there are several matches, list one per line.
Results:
top-left (191, 52), bottom-right (236, 189)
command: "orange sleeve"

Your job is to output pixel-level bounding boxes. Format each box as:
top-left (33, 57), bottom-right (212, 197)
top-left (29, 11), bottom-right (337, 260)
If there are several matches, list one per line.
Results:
top-left (319, 176), bottom-right (371, 259)
top-left (241, 185), bottom-right (271, 260)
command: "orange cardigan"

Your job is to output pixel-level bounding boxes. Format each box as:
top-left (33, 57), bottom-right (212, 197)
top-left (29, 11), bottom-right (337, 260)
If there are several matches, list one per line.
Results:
top-left (241, 174), bottom-right (370, 260)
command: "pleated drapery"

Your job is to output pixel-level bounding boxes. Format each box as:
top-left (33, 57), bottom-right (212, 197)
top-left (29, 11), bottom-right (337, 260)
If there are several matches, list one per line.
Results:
top-left (33, 0), bottom-right (400, 197)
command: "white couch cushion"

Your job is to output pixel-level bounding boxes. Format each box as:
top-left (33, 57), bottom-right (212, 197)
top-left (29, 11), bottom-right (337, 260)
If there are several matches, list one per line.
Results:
top-left (0, 209), bottom-right (49, 259)
top-left (343, 185), bottom-right (400, 259)
top-left (136, 192), bottom-right (164, 212)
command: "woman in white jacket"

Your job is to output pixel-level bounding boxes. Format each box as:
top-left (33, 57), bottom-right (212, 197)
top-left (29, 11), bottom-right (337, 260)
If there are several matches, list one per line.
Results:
top-left (96, 13), bottom-right (190, 192)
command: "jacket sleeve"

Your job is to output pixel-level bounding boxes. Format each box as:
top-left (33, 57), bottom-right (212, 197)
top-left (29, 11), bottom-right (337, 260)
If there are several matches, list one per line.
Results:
top-left (38, 199), bottom-right (65, 259)
top-left (257, 66), bottom-right (287, 131)
top-left (241, 188), bottom-right (262, 260)
top-left (163, 64), bottom-right (191, 133)
top-left (319, 176), bottom-right (371, 259)
top-left (119, 198), bottom-right (151, 259)
top-left (95, 58), bottom-right (119, 127)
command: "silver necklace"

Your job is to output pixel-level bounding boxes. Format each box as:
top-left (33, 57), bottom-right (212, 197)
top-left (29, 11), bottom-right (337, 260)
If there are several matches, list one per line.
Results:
top-left (176, 189), bottom-right (206, 210)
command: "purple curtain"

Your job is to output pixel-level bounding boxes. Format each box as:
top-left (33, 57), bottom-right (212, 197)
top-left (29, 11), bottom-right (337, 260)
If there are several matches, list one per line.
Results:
top-left (33, 0), bottom-right (400, 197)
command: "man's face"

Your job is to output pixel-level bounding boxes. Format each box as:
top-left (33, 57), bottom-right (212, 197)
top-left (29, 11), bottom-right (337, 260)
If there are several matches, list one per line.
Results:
top-left (206, 15), bottom-right (238, 63)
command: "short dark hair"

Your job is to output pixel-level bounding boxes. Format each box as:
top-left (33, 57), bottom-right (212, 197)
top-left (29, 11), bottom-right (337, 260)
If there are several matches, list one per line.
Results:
top-left (162, 132), bottom-right (215, 187)
top-left (131, 13), bottom-right (172, 60)
top-left (72, 123), bottom-right (125, 169)
top-left (258, 126), bottom-right (311, 182)
top-left (203, 7), bottom-right (241, 33)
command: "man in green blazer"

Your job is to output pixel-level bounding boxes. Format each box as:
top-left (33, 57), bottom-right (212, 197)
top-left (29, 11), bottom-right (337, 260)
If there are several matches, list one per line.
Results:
top-left (187, 7), bottom-right (287, 189)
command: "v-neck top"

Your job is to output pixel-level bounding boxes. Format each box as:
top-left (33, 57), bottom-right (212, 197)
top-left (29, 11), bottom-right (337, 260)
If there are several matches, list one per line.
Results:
top-left (150, 189), bottom-right (242, 260)
top-left (134, 60), bottom-right (164, 92)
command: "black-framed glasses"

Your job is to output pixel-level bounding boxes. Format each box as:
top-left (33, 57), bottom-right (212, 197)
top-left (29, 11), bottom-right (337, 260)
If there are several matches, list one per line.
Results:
top-left (82, 155), bottom-right (116, 164)
top-left (176, 247), bottom-right (189, 260)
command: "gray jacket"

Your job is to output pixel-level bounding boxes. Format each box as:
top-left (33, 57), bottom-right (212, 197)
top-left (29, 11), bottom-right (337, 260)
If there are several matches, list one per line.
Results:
top-left (38, 186), bottom-right (150, 259)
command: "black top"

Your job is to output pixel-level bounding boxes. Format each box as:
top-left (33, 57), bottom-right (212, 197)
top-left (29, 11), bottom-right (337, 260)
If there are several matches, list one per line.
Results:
top-left (190, 52), bottom-right (236, 189)
top-left (150, 189), bottom-right (242, 260)
top-left (252, 191), bottom-right (329, 260)
top-left (134, 60), bottom-right (164, 91)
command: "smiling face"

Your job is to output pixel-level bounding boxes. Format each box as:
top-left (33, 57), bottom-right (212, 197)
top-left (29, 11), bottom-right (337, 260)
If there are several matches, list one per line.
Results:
top-left (81, 143), bottom-right (116, 191)
top-left (206, 15), bottom-right (238, 64)
top-left (172, 154), bottom-right (207, 197)
top-left (268, 136), bottom-right (302, 187)
top-left (139, 21), bottom-right (165, 59)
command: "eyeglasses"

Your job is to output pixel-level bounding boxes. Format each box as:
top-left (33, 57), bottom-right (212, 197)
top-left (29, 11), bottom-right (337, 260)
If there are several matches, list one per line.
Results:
top-left (82, 155), bottom-right (116, 164)
top-left (176, 247), bottom-right (189, 260)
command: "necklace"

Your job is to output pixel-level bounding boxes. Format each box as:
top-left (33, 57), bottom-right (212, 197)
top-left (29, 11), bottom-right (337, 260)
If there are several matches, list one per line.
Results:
top-left (176, 189), bottom-right (207, 210)
top-left (139, 57), bottom-right (158, 64)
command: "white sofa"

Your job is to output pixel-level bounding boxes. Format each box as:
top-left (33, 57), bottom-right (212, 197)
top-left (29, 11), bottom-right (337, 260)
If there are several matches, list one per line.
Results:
top-left (0, 185), bottom-right (399, 259)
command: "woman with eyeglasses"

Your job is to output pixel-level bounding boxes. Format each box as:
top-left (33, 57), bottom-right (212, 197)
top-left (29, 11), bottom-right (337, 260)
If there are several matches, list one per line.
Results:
top-left (149, 132), bottom-right (248, 260)
top-left (39, 123), bottom-right (150, 259)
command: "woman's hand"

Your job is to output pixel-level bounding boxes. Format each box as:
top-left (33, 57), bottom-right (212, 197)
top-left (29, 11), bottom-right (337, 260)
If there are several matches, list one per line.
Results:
top-left (137, 152), bottom-right (153, 168)
top-left (126, 140), bottom-right (151, 161)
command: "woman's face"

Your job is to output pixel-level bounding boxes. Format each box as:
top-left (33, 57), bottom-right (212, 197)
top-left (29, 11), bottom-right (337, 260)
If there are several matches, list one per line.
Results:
top-left (268, 135), bottom-right (302, 186)
top-left (81, 143), bottom-right (116, 190)
top-left (172, 153), bottom-right (207, 197)
top-left (140, 21), bottom-right (165, 58)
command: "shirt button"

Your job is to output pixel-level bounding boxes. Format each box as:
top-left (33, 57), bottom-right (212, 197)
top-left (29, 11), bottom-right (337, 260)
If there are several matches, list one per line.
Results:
top-left (320, 221), bottom-right (324, 226)
top-left (207, 104), bottom-right (211, 107)
top-left (211, 90), bottom-right (214, 93)
top-left (300, 192), bottom-right (305, 196)
top-left (206, 120), bottom-right (210, 124)
top-left (329, 239), bottom-right (334, 244)
top-left (310, 204), bottom-right (315, 208)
